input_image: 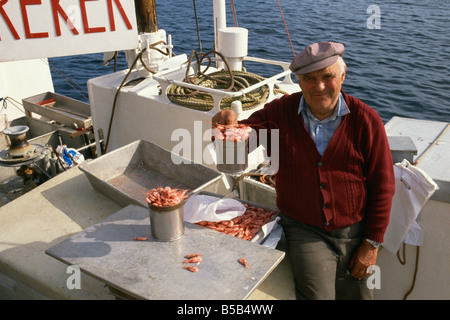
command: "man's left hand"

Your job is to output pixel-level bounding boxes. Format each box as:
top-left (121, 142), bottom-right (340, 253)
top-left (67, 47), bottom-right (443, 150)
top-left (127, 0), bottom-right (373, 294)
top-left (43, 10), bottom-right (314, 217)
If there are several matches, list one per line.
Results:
top-left (349, 240), bottom-right (378, 279)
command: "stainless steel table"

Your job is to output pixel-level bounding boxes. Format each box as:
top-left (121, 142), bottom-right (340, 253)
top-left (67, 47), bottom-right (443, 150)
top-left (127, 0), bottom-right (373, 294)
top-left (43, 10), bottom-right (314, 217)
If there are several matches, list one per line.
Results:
top-left (46, 204), bottom-right (285, 300)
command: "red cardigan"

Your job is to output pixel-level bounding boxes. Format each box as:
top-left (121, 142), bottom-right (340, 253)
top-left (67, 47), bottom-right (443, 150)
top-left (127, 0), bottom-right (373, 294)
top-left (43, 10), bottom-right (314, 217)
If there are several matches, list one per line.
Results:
top-left (241, 91), bottom-right (395, 242)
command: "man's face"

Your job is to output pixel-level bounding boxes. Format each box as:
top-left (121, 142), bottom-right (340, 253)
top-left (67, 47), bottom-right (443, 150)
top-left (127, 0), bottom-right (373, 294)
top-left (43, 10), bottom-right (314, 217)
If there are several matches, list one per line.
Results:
top-left (296, 61), bottom-right (346, 120)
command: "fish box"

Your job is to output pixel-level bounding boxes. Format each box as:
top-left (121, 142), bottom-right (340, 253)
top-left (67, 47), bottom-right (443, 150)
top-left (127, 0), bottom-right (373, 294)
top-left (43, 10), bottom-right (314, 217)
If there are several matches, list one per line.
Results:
top-left (22, 92), bottom-right (92, 129)
top-left (238, 175), bottom-right (277, 208)
top-left (79, 140), bottom-right (224, 208)
top-left (192, 191), bottom-right (280, 246)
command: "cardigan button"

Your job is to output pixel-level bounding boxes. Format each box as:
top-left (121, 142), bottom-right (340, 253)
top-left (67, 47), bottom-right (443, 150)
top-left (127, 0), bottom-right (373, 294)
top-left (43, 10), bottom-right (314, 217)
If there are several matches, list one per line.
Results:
top-left (322, 203), bottom-right (328, 209)
top-left (318, 161), bottom-right (323, 167)
top-left (324, 221), bottom-right (330, 227)
top-left (319, 183), bottom-right (326, 189)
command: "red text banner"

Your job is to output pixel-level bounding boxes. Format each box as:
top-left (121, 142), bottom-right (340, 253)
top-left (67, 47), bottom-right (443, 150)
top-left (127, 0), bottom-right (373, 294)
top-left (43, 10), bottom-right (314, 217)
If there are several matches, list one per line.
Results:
top-left (0, 0), bottom-right (138, 61)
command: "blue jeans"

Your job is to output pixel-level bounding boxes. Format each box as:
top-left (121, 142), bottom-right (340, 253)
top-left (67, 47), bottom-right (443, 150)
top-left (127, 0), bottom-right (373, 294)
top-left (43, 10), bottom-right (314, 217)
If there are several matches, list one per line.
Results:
top-left (279, 212), bottom-right (373, 300)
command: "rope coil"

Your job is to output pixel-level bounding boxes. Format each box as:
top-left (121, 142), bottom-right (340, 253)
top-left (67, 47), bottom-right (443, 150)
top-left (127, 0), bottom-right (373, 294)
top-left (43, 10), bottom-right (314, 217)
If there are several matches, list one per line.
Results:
top-left (167, 50), bottom-right (287, 111)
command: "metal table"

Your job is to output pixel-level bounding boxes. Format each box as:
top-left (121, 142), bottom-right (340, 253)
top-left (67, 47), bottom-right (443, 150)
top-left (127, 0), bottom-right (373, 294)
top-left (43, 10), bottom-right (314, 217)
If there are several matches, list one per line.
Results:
top-left (45, 204), bottom-right (285, 300)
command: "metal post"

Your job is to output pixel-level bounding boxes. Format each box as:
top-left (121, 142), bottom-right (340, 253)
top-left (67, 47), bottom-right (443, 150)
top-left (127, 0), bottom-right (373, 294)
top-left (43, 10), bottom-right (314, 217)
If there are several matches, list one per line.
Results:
top-left (135, 0), bottom-right (158, 33)
top-left (213, 0), bottom-right (226, 69)
top-left (213, 0), bottom-right (226, 52)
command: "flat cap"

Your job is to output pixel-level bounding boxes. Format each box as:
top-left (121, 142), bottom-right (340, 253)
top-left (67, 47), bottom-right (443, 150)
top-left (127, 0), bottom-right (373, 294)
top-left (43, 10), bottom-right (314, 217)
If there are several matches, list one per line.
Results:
top-left (289, 41), bottom-right (345, 75)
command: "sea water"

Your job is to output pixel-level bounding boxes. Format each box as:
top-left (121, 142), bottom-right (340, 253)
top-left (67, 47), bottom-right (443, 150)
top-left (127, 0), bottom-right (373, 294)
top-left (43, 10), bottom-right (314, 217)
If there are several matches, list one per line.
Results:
top-left (49, 0), bottom-right (449, 123)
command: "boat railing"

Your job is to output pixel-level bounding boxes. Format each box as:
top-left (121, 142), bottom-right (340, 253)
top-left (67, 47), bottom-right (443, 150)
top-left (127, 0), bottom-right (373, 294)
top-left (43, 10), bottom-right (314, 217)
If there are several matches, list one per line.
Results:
top-left (153, 56), bottom-right (293, 114)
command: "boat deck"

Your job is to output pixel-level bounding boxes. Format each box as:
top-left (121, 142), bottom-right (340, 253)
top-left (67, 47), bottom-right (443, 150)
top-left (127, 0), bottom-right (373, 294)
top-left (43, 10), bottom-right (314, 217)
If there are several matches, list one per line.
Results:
top-left (0, 165), bottom-right (295, 300)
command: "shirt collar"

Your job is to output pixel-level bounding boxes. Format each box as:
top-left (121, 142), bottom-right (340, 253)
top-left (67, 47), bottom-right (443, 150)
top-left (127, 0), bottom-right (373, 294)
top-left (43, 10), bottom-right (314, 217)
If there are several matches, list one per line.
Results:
top-left (298, 93), bottom-right (350, 120)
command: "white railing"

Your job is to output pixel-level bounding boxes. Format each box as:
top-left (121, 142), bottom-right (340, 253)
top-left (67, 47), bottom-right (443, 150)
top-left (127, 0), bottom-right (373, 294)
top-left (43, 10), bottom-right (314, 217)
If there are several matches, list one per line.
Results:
top-left (153, 56), bottom-right (293, 114)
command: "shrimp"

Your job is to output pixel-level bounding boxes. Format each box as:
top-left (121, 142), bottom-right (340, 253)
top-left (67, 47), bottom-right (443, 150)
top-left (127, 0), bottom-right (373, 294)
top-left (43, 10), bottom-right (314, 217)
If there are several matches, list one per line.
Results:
top-left (184, 256), bottom-right (202, 264)
top-left (195, 205), bottom-right (277, 241)
top-left (183, 266), bottom-right (199, 273)
top-left (132, 237), bottom-right (148, 241)
top-left (213, 124), bottom-right (251, 142)
top-left (146, 186), bottom-right (189, 207)
top-left (238, 258), bottom-right (250, 268)
top-left (185, 253), bottom-right (202, 259)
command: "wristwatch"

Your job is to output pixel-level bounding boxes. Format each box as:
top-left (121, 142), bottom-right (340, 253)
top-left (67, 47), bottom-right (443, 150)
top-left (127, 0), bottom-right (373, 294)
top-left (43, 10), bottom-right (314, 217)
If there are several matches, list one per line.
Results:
top-left (365, 239), bottom-right (381, 248)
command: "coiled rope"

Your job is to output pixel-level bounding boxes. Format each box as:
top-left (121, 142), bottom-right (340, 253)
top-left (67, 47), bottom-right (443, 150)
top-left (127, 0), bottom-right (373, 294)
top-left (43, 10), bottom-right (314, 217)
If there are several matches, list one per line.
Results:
top-left (167, 50), bottom-right (287, 111)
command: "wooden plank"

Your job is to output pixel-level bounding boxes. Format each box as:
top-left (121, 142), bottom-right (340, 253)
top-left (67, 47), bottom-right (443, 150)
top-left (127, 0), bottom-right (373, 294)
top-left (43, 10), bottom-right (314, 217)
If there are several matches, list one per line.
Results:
top-left (45, 204), bottom-right (285, 300)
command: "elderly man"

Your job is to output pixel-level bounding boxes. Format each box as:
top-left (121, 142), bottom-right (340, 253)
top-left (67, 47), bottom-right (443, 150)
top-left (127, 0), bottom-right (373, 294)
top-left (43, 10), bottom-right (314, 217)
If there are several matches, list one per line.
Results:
top-left (212, 41), bottom-right (395, 300)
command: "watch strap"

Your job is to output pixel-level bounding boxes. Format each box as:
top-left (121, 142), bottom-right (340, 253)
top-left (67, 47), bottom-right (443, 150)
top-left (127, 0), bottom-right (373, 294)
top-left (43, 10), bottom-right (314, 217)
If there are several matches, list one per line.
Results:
top-left (365, 238), bottom-right (381, 248)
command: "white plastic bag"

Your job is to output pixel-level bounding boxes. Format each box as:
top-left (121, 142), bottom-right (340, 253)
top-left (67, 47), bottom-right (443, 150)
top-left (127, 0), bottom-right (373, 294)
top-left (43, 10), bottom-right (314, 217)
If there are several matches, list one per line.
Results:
top-left (260, 220), bottom-right (282, 248)
top-left (183, 194), bottom-right (246, 223)
top-left (382, 160), bottom-right (438, 254)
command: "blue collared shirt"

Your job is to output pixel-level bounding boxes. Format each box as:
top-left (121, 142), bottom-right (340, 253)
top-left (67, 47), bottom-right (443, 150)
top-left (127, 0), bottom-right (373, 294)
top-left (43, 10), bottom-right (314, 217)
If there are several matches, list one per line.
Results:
top-left (298, 93), bottom-right (350, 156)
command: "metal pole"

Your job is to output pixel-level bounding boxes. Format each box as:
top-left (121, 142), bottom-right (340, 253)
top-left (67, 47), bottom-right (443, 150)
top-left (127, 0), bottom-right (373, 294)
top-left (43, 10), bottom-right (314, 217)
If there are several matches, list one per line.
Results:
top-left (213, 0), bottom-right (226, 69)
top-left (135, 0), bottom-right (158, 33)
top-left (192, 0), bottom-right (202, 52)
top-left (213, 0), bottom-right (226, 52)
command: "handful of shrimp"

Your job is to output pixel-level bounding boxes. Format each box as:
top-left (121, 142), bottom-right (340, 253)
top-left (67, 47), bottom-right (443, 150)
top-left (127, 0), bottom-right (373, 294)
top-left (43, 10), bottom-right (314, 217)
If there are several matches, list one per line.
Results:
top-left (213, 124), bottom-right (252, 142)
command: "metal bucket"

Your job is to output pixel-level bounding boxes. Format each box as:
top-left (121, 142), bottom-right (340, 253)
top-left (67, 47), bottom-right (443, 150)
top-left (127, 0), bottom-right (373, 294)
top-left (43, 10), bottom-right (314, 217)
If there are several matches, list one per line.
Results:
top-left (149, 201), bottom-right (185, 241)
top-left (215, 139), bottom-right (248, 174)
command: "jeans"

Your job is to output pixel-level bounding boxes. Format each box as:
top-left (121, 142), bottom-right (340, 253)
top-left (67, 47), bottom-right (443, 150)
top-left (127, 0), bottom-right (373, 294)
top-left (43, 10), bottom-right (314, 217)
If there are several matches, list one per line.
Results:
top-left (279, 212), bottom-right (373, 300)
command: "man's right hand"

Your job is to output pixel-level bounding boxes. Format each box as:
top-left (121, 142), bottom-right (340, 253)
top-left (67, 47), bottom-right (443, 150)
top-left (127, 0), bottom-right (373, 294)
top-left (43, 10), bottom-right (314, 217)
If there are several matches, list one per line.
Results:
top-left (211, 110), bottom-right (238, 127)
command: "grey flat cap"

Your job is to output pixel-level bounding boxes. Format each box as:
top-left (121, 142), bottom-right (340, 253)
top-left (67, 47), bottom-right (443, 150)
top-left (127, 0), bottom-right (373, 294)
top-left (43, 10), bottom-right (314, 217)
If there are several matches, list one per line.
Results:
top-left (290, 41), bottom-right (345, 75)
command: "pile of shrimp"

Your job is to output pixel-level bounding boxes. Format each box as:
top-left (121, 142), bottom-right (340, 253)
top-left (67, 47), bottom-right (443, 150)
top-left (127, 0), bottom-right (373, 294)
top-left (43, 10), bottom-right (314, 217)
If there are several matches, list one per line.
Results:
top-left (145, 186), bottom-right (189, 207)
top-left (213, 124), bottom-right (252, 142)
top-left (196, 203), bottom-right (276, 241)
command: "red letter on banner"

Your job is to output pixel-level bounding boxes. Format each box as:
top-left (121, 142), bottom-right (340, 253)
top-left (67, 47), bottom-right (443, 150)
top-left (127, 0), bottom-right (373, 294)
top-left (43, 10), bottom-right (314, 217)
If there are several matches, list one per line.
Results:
top-left (51, 0), bottom-right (79, 36)
top-left (20, 0), bottom-right (49, 39)
top-left (79, 0), bottom-right (106, 34)
top-left (0, 0), bottom-right (20, 40)
top-left (107, 0), bottom-right (132, 31)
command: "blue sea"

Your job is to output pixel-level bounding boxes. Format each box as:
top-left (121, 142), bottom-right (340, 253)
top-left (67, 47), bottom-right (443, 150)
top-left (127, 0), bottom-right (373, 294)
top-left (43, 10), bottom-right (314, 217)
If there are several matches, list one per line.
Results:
top-left (49, 0), bottom-right (450, 123)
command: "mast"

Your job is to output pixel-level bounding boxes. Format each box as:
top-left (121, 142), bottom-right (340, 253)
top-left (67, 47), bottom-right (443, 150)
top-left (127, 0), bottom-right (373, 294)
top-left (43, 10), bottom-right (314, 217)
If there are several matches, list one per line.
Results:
top-left (135, 0), bottom-right (158, 33)
top-left (127, 1), bottom-right (171, 77)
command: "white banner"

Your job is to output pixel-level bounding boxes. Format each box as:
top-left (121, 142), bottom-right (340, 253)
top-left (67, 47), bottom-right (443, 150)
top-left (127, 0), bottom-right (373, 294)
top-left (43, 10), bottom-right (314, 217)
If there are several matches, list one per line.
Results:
top-left (0, 0), bottom-right (138, 61)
